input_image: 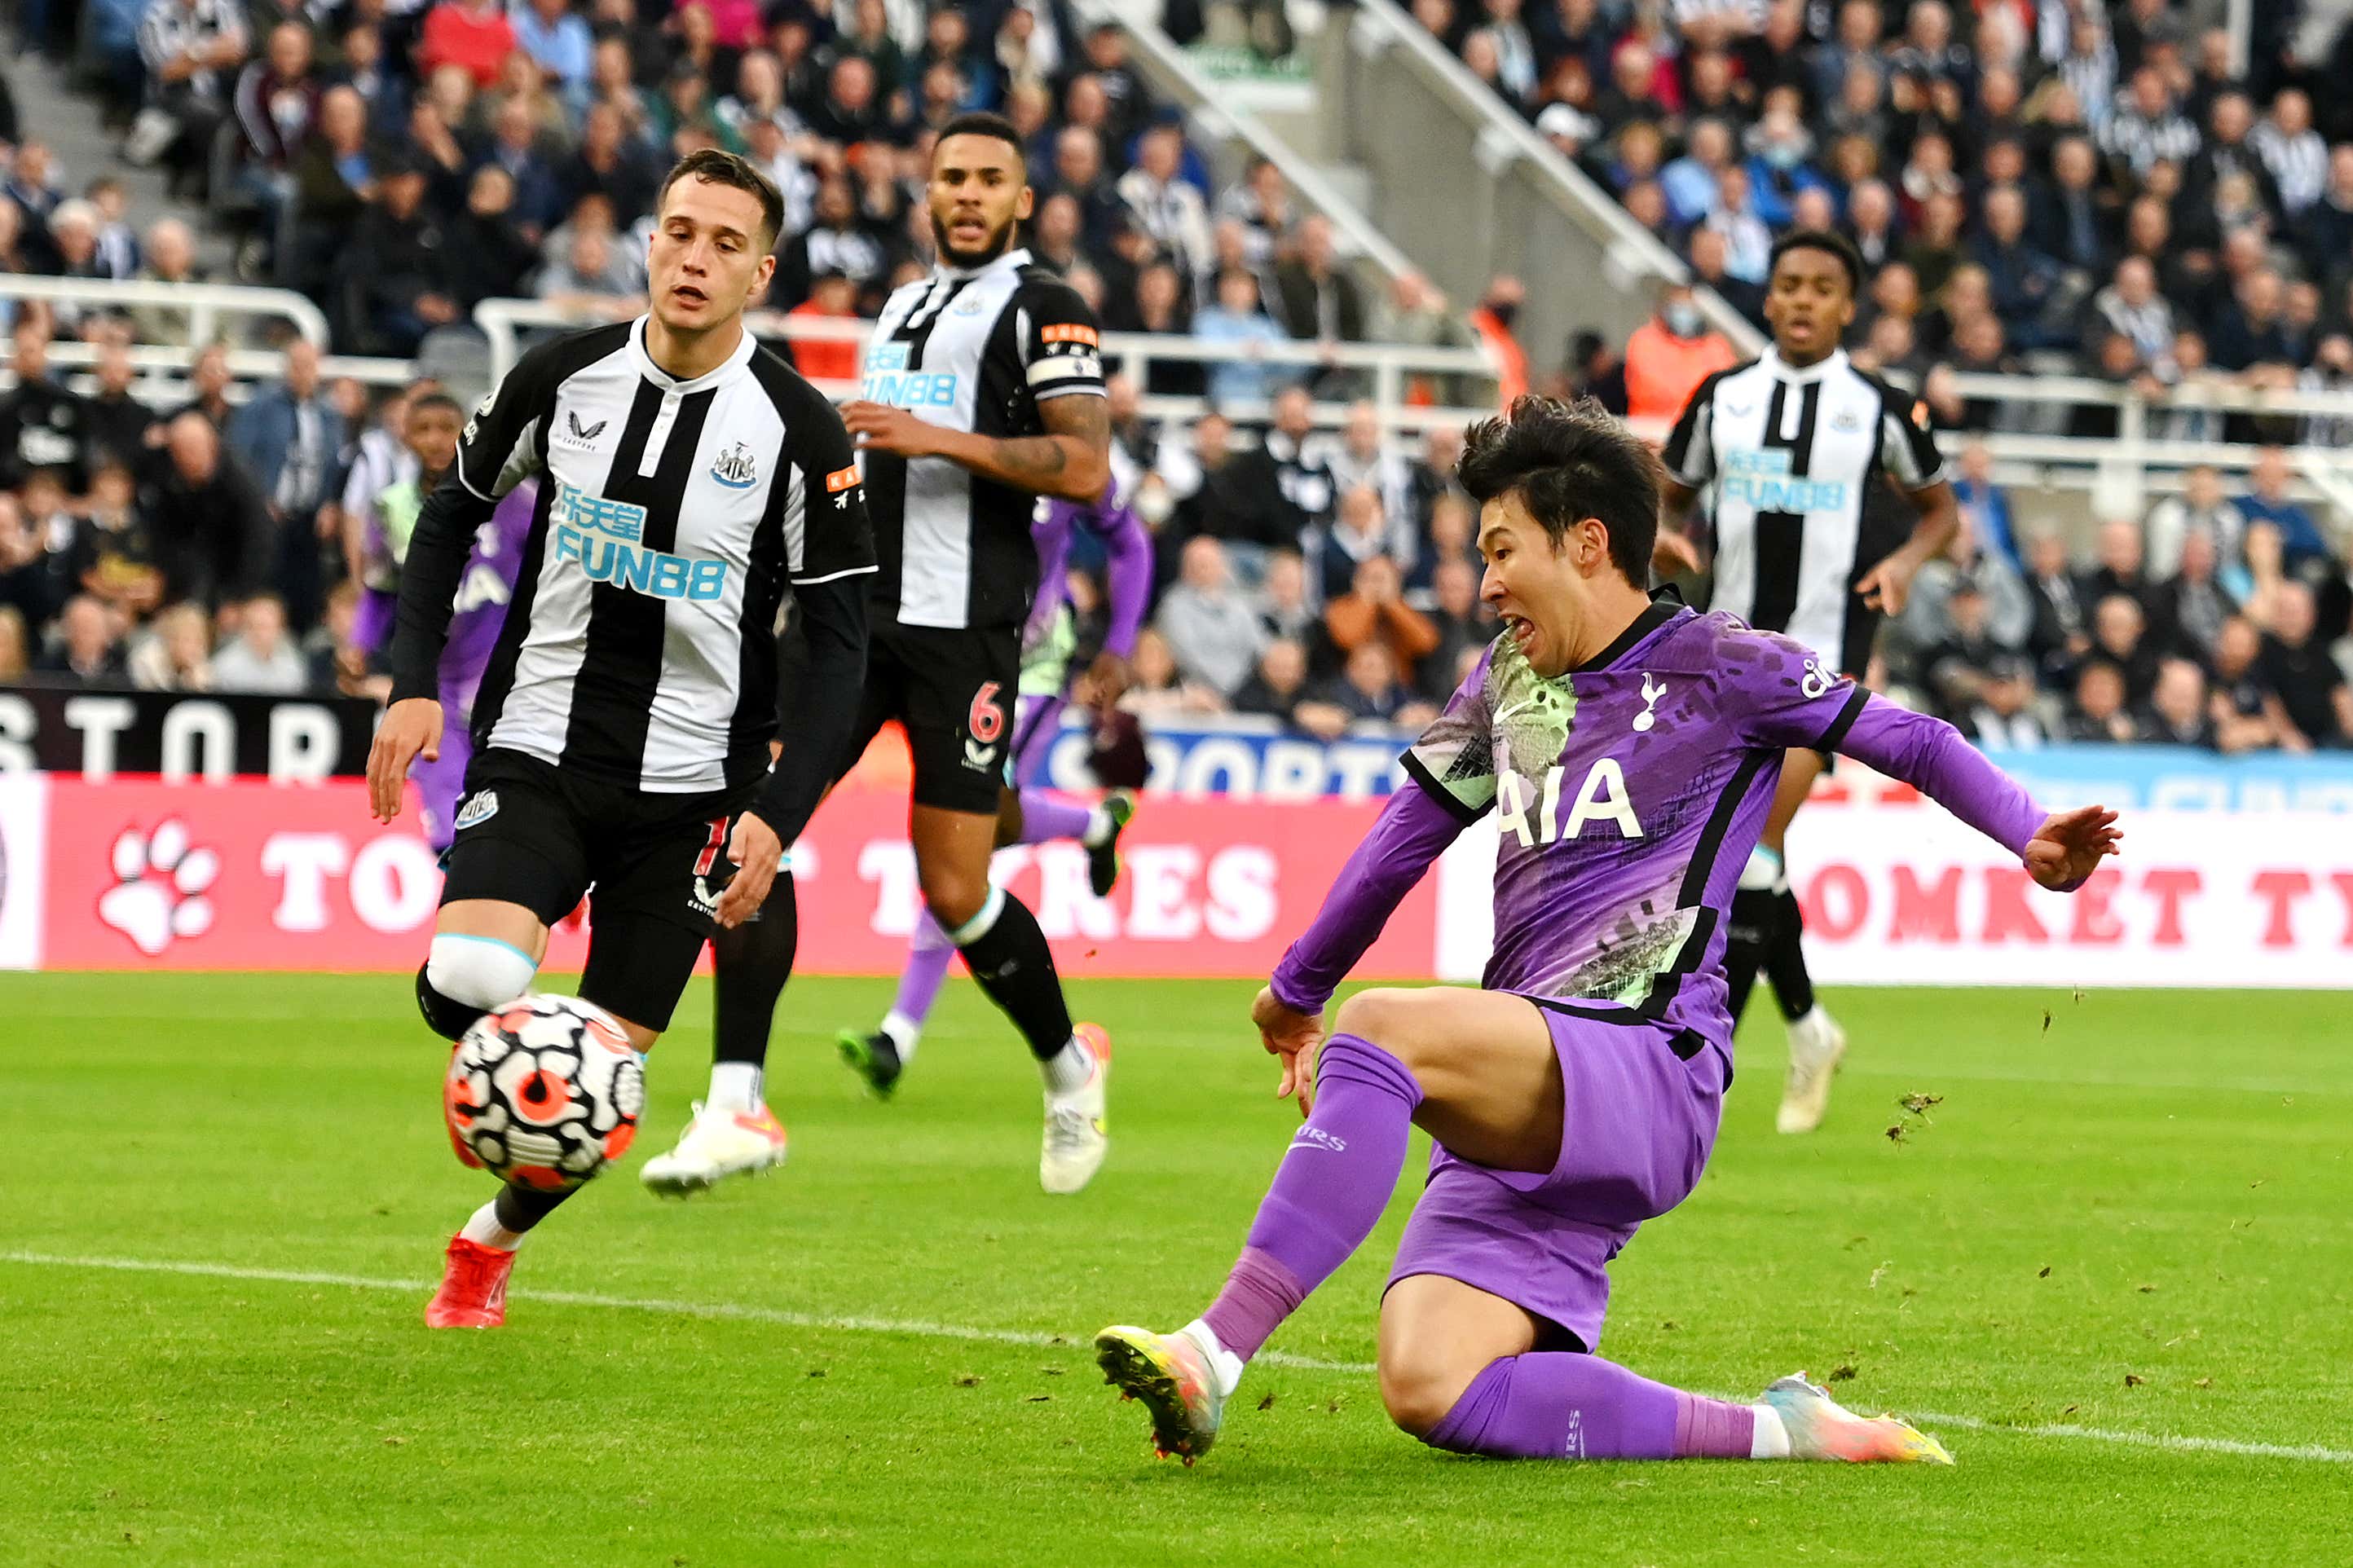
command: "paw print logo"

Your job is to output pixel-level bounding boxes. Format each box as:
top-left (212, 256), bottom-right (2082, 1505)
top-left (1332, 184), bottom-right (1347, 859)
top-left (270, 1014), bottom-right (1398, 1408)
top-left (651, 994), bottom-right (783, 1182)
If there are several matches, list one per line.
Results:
top-left (98, 820), bottom-right (220, 956)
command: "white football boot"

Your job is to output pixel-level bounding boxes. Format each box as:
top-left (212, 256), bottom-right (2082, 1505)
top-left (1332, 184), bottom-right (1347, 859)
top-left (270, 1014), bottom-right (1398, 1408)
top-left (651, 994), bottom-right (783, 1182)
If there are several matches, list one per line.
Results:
top-left (1040, 1024), bottom-right (1112, 1195)
top-left (640, 1101), bottom-right (789, 1196)
top-left (1776, 1006), bottom-right (1848, 1134)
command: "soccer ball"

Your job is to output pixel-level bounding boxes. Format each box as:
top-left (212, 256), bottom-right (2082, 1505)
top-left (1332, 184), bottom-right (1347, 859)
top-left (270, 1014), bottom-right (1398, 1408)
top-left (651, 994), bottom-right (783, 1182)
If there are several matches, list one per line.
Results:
top-left (443, 994), bottom-right (646, 1190)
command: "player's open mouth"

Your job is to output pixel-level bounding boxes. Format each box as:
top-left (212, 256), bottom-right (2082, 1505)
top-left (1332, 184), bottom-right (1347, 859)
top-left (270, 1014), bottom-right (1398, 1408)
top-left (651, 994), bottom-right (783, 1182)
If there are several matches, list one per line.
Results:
top-left (1504, 614), bottom-right (1536, 649)
top-left (672, 286), bottom-right (708, 306)
top-left (948, 218), bottom-right (986, 244)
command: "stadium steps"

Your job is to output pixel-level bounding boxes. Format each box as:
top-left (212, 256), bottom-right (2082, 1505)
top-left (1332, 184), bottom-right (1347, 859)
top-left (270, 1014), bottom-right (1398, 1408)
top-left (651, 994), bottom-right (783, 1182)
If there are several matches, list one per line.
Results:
top-left (2, 29), bottom-right (238, 278)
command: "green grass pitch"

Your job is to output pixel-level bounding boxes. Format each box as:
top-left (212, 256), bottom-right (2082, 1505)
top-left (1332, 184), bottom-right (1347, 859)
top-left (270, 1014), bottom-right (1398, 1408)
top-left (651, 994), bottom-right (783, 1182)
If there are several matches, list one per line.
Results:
top-left (4, 974), bottom-right (2349, 1566)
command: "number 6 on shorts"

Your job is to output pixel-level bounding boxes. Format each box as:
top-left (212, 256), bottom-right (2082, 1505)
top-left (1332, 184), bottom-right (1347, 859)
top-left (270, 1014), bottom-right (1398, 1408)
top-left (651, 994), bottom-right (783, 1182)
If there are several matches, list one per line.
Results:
top-left (967, 680), bottom-right (1005, 745)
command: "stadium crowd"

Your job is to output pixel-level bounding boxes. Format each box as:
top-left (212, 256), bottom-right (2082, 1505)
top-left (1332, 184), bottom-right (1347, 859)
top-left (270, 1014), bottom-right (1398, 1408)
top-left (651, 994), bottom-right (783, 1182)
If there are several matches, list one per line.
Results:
top-left (0, 0), bottom-right (2343, 754)
top-left (1406, 0), bottom-right (2353, 747)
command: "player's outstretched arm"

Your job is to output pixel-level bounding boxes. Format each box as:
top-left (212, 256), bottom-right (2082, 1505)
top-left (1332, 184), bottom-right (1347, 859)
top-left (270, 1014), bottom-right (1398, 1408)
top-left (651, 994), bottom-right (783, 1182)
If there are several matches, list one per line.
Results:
top-left (1091, 491), bottom-right (1154, 665)
top-left (1833, 693), bottom-right (2119, 892)
top-left (1259, 783), bottom-right (1471, 1111)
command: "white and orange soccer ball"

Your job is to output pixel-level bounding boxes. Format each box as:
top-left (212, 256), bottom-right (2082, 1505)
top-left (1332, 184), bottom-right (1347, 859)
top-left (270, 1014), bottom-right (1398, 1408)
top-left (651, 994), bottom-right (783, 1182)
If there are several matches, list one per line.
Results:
top-left (443, 995), bottom-right (646, 1190)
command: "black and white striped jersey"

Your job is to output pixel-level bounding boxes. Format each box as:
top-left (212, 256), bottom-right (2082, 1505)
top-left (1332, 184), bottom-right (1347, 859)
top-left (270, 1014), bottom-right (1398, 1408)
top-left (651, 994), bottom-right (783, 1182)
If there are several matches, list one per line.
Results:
top-left (1661, 346), bottom-right (1946, 676)
top-left (859, 246), bottom-right (1106, 632)
top-left (393, 316), bottom-right (875, 795)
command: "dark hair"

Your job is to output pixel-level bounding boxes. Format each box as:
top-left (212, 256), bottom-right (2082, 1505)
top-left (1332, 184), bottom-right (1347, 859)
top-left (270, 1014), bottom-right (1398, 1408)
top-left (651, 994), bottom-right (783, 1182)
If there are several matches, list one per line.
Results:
top-left (409, 391), bottom-right (465, 419)
top-left (1768, 227), bottom-right (1863, 295)
top-left (1456, 395), bottom-right (1660, 586)
top-left (658, 148), bottom-right (786, 250)
top-left (935, 111), bottom-right (1029, 165)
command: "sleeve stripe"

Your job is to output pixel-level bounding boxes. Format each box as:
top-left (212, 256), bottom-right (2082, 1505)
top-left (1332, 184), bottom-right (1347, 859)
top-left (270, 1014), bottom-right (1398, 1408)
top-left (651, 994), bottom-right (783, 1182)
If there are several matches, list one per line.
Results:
top-left (1399, 748), bottom-right (1491, 825)
top-left (1032, 383), bottom-right (1108, 403)
top-left (1027, 357), bottom-right (1103, 385)
top-left (1813, 684), bottom-right (1870, 754)
top-left (791, 563), bottom-right (879, 584)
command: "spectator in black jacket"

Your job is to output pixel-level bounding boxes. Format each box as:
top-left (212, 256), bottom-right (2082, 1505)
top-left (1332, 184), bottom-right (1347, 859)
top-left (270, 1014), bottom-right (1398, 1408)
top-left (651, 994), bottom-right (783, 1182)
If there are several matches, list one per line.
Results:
top-left (146, 412), bottom-right (274, 610)
top-left (2139, 656), bottom-right (2218, 748)
top-left (2064, 658), bottom-right (2140, 743)
top-left (84, 337), bottom-right (157, 468)
top-left (2088, 592), bottom-right (2160, 707)
top-left (2146, 526), bottom-right (2236, 663)
top-left (335, 157), bottom-right (460, 356)
top-left (35, 594), bottom-right (127, 685)
top-left (0, 322), bottom-right (95, 492)
top-left (1232, 638), bottom-right (1345, 739)
top-left (2261, 581), bottom-right (2353, 749)
top-left (1170, 413), bottom-right (1311, 568)
top-left (1419, 557), bottom-right (1487, 703)
top-left (443, 164), bottom-right (543, 309)
top-left (2075, 518), bottom-right (2154, 617)
top-left (773, 175), bottom-right (888, 311)
top-left (2298, 145), bottom-right (2353, 290)
top-left (1309, 641), bottom-right (1434, 727)
top-left (554, 100), bottom-right (660, 227)
top-left (1271, 215), bottom-right (1367, 347)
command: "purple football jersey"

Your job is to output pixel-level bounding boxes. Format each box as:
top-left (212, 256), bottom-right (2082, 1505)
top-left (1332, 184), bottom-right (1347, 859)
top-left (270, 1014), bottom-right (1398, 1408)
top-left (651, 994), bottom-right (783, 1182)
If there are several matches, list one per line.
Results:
top-left (1394, 599), bottom-right (2047, 1057)
top-left (439, 481), bottom-right (537, 720)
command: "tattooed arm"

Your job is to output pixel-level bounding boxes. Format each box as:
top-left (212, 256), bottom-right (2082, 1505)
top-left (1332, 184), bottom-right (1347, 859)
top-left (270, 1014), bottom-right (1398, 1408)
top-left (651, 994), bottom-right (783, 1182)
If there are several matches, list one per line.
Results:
top-left (839, 393), bottom-right (1111, 502)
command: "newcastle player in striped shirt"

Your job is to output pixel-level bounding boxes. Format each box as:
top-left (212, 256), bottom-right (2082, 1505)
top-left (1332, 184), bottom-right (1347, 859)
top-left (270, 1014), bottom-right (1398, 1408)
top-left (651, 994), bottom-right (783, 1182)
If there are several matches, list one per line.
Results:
top-left (1656, 229), bottom-right (1959, 1136)
top-left (367, 150), bottom-right (875, 1328)
top-left (824, 112), bottom-right (1120, 1194)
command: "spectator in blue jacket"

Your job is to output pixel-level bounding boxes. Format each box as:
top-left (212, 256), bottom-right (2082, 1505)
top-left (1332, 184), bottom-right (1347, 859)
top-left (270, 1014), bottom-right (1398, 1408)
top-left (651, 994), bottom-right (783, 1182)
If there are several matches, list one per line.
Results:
top-left (1951, 439), bottom-right (2019, 575)
top-left (227, 337), bottom-right (346, 628)
top-left (1193, 266), bottom-right (1293, 407)
top-left (2237, 447), bottom-right (2333, 569)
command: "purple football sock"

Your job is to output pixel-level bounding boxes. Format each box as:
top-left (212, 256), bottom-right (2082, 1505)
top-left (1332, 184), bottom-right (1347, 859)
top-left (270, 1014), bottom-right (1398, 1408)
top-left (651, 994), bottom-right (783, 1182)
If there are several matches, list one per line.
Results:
top-left (1425, 1354), bottom-right (1755, 1460)
top-left (1200, 1033), bottom-right (1421, 1362)
top-left (891, 914), bottom-right (956, 1030)
top-left (1017, 791), bottom-right (1093, 845)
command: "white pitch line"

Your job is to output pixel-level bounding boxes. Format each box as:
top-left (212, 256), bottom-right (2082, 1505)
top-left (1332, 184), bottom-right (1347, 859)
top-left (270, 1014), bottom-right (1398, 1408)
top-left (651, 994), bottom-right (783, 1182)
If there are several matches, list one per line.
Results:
top-left (1897, 1409), bottom-right (2353, 1465)
top-left (7, 1251), bottom-right (2347, 1464)
top-left (0, 1251), bottom-right (1365, 1374)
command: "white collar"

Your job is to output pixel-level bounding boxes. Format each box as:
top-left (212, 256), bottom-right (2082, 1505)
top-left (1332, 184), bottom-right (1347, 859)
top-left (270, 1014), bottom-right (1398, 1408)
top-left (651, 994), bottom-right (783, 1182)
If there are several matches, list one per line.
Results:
top-left (628, 313), bottom-right (756, 392)
top-left (1760, 345), bottom-right (1848, 385)
top-left (935, 245), bottom-right (1031, 284)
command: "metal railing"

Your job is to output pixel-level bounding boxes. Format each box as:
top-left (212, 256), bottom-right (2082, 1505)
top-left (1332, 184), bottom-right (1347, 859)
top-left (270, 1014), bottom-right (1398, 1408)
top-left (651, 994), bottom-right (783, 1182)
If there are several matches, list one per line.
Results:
top-left (0, 274), bottom-right (2340, 515)
top-left (474, 297), bottom-right (1501, 440)
top-left (0, 275), bottom-right (331, 349)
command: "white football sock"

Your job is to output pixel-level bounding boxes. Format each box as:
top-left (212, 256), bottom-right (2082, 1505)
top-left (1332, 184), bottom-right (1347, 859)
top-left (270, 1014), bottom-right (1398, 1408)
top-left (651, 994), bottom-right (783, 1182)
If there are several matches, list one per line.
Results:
top-left (1749, 1404), bottom-right (1791, 1459)
top-left (1041, 1036), bottom-right (1094, 1094)
top-left (879, 1009), bottom-right (922, 1061)
top-left (707, 1061), bottom-right (762, 1114)
top-left (1181, 1318), bottom-right (1246, 1399)
top-left (459, 1200), bottom-right (523, 1252)
top-left (1081, 806), bottom-right (1116, 848)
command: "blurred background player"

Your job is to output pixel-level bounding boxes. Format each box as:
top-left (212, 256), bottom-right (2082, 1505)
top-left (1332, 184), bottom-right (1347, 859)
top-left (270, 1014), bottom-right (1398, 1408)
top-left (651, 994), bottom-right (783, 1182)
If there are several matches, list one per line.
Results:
top-left (347, 390), bottom-right (534, 851)
top-left (1094, 397), bottom-right (2117, 1468)
top-left (1655, 231), bottom-right (1959, 1134)
top-left (836, 475), bottom-right (1153, 1097)
top-left (640, 473), bottom-right (1152, 1196)
top-left (816, 113), bottom-right (1119, 1196)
